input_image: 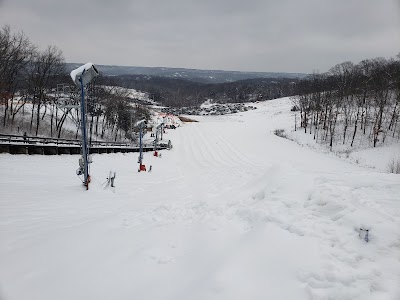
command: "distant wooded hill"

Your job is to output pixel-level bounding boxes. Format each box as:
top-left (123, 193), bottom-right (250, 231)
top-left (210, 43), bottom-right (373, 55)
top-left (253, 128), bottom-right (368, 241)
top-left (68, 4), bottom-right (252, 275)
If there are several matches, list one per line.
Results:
top-left (66, 63), bottom-right (307, 84)
top-left (96, 74), bottom-right (298, 107)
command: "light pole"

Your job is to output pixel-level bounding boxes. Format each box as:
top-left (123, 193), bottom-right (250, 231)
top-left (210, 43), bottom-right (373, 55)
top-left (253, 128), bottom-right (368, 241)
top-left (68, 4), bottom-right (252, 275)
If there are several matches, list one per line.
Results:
top-left (160, 122), bottom-right (164, 141)
top-left (153, 123), bottom-right (163, 157)
top-left (136, 119), bottom-right (147, 172)
top-left (70, 63), bottom-right (99, 190)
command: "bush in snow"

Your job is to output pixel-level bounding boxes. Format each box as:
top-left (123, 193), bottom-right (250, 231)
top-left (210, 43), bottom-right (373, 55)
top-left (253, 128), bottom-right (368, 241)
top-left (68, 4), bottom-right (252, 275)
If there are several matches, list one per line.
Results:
top-left (274, 129), bottom-right (287, 138)
top-left (387, 157), bottom-right (400, 174)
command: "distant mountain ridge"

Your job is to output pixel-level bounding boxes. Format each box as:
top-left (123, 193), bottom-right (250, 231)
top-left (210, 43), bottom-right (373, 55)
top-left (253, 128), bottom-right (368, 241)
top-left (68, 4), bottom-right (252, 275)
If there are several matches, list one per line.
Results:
top-left (66, 63), bottom-right (307, 84)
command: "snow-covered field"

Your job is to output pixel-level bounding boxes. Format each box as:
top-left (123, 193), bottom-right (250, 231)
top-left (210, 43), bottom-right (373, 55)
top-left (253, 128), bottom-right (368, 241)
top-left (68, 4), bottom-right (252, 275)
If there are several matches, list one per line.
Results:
top-left (1, 98), bottom-right (399, 300)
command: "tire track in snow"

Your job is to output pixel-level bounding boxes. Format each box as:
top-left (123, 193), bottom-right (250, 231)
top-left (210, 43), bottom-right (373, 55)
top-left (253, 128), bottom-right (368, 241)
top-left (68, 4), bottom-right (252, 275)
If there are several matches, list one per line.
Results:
top-left (191, 124), bottom-right (232, 168)
top-left (185, 124), bottom-right (216, 169)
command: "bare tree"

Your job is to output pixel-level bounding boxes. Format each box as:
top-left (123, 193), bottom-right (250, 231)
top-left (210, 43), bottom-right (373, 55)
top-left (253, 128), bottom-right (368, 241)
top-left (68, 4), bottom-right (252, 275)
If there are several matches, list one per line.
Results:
top-left (26, 46), bottom-right (65, 136)
top-left (0, 25), bottom-right (34, 127)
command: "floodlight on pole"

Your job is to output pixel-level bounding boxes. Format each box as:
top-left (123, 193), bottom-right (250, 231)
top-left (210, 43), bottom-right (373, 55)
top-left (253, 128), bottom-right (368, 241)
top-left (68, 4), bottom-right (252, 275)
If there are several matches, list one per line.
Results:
top-left (70, 63), bottom-right (99, 190)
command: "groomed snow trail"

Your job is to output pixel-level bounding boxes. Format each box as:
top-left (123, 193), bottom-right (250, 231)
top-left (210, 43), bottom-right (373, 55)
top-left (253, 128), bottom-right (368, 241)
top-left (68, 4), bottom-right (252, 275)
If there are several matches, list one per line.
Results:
top-left (1, 98), bottom-right (399, 300)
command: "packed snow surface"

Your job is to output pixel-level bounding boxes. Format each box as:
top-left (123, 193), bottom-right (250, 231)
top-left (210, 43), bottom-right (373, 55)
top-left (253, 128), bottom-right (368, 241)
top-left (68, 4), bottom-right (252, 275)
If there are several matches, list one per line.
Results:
top-left (1, 98), bottom-right (399, 300)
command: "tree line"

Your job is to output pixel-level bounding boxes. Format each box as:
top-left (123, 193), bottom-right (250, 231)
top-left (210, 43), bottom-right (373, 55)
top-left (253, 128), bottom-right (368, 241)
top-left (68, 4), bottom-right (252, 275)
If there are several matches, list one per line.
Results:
top-left (0, 25), bottom-right (150, 141)
top-left (291, 54), bottom-right (400, 148)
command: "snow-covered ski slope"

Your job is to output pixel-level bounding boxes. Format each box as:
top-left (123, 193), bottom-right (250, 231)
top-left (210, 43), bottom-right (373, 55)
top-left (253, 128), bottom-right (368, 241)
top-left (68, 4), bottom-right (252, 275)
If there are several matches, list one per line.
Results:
top-left (1, 98), bottom-right (399, 300)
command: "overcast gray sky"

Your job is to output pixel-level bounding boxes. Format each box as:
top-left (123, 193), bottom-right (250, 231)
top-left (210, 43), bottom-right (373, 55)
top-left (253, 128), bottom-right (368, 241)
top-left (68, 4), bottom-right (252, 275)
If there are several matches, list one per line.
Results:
top-left (0, 0), bottom-right (399, 73)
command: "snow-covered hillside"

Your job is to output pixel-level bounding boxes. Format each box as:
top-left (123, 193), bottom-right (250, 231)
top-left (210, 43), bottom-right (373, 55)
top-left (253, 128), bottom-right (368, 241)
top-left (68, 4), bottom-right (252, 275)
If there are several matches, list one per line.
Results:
top-left (0, 98), bottom-right (399, 300)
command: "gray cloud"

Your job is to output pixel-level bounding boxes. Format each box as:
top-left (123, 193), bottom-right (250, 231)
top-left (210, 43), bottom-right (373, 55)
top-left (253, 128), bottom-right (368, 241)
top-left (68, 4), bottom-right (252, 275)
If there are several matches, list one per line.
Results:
top-left (0, 0), bottom-right (399, 72)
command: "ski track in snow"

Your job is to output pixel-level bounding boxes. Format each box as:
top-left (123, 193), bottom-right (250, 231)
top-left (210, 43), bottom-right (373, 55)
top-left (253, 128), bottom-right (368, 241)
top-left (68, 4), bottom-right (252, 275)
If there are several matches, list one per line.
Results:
top-left (0, 98), bottom-right (400, 300)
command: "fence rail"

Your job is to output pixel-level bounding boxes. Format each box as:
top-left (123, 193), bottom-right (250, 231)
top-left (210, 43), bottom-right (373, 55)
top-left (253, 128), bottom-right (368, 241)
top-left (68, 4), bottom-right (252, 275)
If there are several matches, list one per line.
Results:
top-left (0, 133), bottom-right (135, 147)
top-left (0, 134), bottom-right (167, 155)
